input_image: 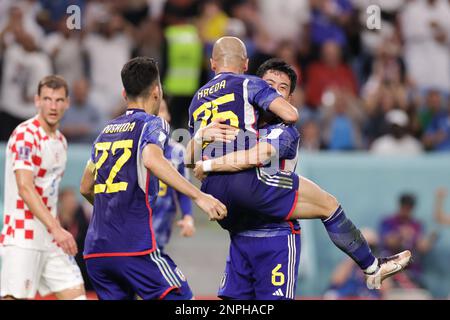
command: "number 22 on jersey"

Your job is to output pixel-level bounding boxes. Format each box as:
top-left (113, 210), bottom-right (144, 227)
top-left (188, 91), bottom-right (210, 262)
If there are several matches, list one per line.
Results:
top-left (93, 139), bottom-right (133, 194)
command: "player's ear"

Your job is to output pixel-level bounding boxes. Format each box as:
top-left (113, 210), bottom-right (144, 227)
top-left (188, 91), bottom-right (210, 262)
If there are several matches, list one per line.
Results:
top-left (122, 89), bottom-right (128, 101)
top-left (243, 58), bottom-right (249, 72)
top-left (151, 83), bottom-right (161, 101)
top-left (34, 94), bottom-right (40, 108)
top-left (210, 58), bottom-right (216, 71)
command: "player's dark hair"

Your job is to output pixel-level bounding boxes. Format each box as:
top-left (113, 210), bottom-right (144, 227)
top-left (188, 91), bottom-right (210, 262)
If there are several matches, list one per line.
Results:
top-left (256, 58), bottom-right (297, 94)
top-left (37, 75), bottom-right (69, 97)
top-left (399, 193), bottom-right (416, 207)
top-left (121, 57), bottom-right (160, 100)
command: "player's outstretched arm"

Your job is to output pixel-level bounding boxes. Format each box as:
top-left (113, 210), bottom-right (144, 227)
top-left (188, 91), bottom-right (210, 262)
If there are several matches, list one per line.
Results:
top-left (143, 144), bottom-right (227, 221)
top-left (15, 169), bottom-right (78, 256)
top-left (434, 188), bottom-right (450, 225)
top-left (80, 160), bottom-right (95, 205)
top-left (193, 141), bottom-right (276, 180)
top-left (268, 97), bottom-right (299, 124)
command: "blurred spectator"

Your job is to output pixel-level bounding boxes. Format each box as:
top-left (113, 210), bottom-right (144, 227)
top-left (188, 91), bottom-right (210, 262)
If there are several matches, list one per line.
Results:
top-left (434, 187), bottom-right (450, 225)
top-left (305, 40), bottom-right (358, 108)
top-left (400, 0), bottom-right (450, 94)
top-left (83, 11), bottom-right (134, 120)
top-left (0, 0), bottom-right (45, 45)
top-left (354, 0), bottom-right (404, 56)
top-left (0, 5), bottom-right (51, 141)
top-left (363, 83), bottom-right (408, 145)
top-left (37, 0), bottom-right (86, 32)
top-left (300, 119), bottom-right (325, 151)
top-left (257, 0), bottom-right (310, 44)
top-left (370, 109), bottom-right (423, 155)
top-left (379, 193), bottom-right (437, 289)
top-left (422, 96), bottom-right (450, 151)
top-left (60, 78), bottom-right (104, 143)
top-left (418, 89), bottom-right (445, 134)
top-left (58, 187), bottom-right (93, 290)
top-left (161, 7), bottom-right (203, 129)
top-left (324, 228), bottom-right (384, 299)
top-left (197, 0), bottom-right (230, 44)
top-left (322, 89), bottom-right (365, 150)
top-left (43, 17), bottom-right (84, 87)
top-left (161, 0), bottom-right (201, 27)
top-left (309, 0), bottom-right (353, 49)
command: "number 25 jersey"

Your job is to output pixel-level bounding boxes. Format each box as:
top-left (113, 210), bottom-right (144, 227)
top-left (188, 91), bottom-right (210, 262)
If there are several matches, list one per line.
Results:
top-left (83, 109), bottom-right (170, 259)
top-left (188, 72), bottom-right (281, 157)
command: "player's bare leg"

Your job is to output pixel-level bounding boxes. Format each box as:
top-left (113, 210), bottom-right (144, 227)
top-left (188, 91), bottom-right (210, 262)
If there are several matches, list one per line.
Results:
top-left (54, 284), bottom-right (86, 300)
top-left (289, 176), bottom-right (412, 289)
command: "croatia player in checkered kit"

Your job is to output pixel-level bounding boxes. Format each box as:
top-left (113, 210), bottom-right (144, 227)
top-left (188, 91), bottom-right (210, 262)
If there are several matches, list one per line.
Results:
top-left (194, 58), bottom-right (414, 298)
top-left (0, 76), bottom-right (86, 300)
top-left (153, 100), bottom-right (194, 252)
top-left (79, 57), bottom-right (226, 300)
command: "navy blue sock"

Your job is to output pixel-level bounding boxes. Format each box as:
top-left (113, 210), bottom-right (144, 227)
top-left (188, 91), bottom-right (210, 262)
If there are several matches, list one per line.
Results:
top-left (322, 206), bottom-right (376, 270)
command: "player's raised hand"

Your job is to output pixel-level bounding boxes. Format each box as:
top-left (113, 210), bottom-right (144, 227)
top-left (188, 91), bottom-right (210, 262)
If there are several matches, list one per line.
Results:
top-left (177, 215), bottom-right (196, 237)
top-left (196, 118), bottom-right (239, 143)
top-left (51, 226), bottom-right (78, 256)
top-left (194, 192), bottom-right (227, 221)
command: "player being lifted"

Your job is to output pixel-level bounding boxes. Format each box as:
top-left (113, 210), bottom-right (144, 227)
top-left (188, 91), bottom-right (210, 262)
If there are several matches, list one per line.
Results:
top-left (153, 99), bottom-right (195, 252)
top-left (187, 38), bottom-right (412, 297)
top-left (1, 75), bottom-right (86, 300)
top-left (80, 57), bottom-right (227, 300)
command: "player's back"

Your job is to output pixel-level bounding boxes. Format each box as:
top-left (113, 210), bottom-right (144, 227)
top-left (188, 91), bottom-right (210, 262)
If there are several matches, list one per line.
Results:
top-left (84, 109), bottom-right (170, 258)
top-left (188, 72), bottom-right (281, 158)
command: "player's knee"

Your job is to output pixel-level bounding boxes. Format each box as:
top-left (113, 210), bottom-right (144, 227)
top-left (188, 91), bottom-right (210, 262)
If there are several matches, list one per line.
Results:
top-left (321, 193), bottom-right (339, 219)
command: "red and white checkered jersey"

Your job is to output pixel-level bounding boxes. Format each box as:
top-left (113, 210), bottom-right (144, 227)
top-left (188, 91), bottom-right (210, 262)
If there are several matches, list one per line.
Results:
top-left (0, 117), bottom-right (67, 250)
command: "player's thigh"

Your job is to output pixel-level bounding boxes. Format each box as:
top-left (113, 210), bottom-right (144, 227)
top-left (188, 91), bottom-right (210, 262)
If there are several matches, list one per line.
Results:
top-left (218, 236), bottom-right (255, 300)
top-left (293, 176), bottom-right (339, 220)
top-left (40, 248), bottom-right (85, 299)
top-left (85, 257), bottom-right (134, 300)
top-left (1, 246), bottom-right (44, 299)
top-left (251, 234), bottom-right (301, 300)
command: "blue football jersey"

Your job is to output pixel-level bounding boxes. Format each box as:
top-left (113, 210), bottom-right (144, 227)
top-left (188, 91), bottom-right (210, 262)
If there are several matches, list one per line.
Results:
top-left (152, 139), bottom-right (192, 250)
top-left (188, 72), bottom-right (281, 158)
top-left (84, 109), bottom-right (171, 258)
top-left (259, 122), bottom-right (300, 172)
top-left (234, 122), bottom-right (301, 237)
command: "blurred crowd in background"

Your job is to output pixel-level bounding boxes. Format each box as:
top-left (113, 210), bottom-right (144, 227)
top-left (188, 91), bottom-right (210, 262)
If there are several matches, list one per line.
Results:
top-left (0, 0), bottom-right (449, 153)
top-left (1, 0), bottom-right (450, 299)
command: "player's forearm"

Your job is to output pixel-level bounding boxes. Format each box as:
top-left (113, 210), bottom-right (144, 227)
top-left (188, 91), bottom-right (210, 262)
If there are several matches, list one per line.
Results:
top-left (145, 146), bottom-right (201, 200)
top-left (80, 164), bottom-right (95, 205)
top-left (18, 184), bottom-right (59, 232)
top-left (268, 97), bottom-right (299, 124)
top-left (210, 143), bottom-right (275, 172)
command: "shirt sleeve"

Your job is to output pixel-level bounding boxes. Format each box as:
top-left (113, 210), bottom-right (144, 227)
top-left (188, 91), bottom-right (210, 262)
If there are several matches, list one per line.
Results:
top-left (139, 117), bottom-right (170, 155)
top-left (11, 127), bottom-right (38, 172)
top-left (247, 77), bottom-right (282, 111)
top-left (259, 126), bottom-right (300, 160)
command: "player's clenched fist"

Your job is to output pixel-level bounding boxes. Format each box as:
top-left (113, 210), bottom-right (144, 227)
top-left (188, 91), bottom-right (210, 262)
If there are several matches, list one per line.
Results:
top-left (194, 193), bottom-right (227, 221)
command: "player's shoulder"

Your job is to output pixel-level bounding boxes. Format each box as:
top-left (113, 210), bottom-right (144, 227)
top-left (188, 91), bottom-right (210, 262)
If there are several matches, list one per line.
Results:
top-left (9, 117), bottom-right (42, 143)
top-left (143, 115), bottom-right (170, 134)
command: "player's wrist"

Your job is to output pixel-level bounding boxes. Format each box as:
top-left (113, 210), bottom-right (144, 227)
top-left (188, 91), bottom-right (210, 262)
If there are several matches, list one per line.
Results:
top-left (202, 160), bottom-right (213, 173)
top-left (193, 128), bottom-right (204, 144)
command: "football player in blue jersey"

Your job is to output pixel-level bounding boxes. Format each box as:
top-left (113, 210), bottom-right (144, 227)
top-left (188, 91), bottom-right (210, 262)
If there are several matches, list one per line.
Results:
top-left (189, 49), bottom-right (411, 299)
top-left (153, 99), bottom-right (195, 252)
top-left (79, 57), bottom-right (227, 300)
